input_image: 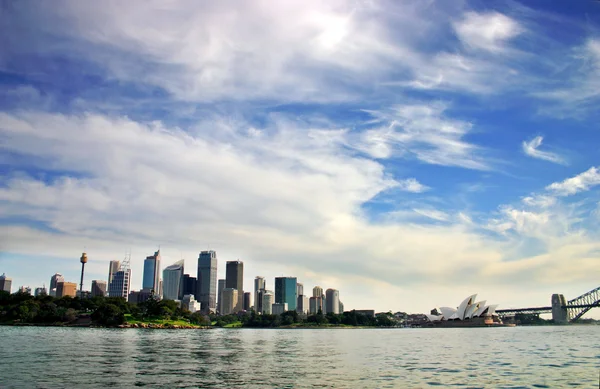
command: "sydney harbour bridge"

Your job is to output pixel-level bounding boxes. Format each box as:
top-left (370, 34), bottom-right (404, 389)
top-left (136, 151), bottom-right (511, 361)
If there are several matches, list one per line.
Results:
top-left (496, 285), bottom-right (600, 324)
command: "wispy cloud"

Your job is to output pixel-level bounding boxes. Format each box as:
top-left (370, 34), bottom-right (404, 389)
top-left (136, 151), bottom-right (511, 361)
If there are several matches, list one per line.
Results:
top-left (396, 178), bottom-right (429, 193)
top-left (522, 135), bottom-right (566, 164)
top-left (546, 166), bottom-right (600, 196)
top-left (453, 11), bottom-right (524, 53)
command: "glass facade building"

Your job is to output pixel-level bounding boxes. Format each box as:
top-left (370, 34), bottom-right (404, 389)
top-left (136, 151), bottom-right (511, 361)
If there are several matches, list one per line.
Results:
top-left (275, 277), bottom-right (297, 312)
top-left (197, 251), bottom-right (218, 311)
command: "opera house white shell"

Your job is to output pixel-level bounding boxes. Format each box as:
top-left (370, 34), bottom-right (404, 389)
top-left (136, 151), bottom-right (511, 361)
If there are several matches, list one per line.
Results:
top-left (426, 294), bottom-right (499, 322)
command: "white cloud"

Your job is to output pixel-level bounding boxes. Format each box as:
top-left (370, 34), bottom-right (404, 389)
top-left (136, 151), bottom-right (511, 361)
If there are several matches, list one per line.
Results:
top-left (522, 135), bottom-right (566, 164)
top-left (359, 103), bottom-right (489, 170)
top-left (453, 12), bottom-right (523, 53)
top-left (396, 178), bottom-right (429, 193)
top-left (412, 208), bottom-right (449, 222)
top-left (546, 166), bottom-right (600, 196)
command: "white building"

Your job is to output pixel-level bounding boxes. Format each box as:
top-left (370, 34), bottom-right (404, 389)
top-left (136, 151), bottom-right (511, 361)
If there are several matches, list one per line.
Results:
top-left (163, 260), bottom-right (184, 301)
top-left (262, 290), bottom-right (274, 315)
top-left (325, 289), bottom-right (339, 314)
top-left (182, 294), bottom-right (201, 313)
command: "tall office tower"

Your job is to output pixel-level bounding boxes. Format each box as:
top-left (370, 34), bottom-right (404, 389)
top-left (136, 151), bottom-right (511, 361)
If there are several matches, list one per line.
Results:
top-left (108, 262), bottom-right (131, 298)
top-left (313, 286), bottom-right (323, 298)
top-left (326, 289), bottom-right (340, 314)
top-left (217, 279), bottom-right (226, 314)
top-left (0, 273), bottom-right (12, 293)
top-left (339, 301), bottom-right (344, 313)
top-left (197, 251), bottom-right (218, 312)
top-left (297, 283), bottom-right (304, 297)
top-left (255, 289), bottom-right (265, 314)
top-left (78, 252), bottom-right (88, 293)
top-left (309, 296), bottom-right (324, 314)
top-left (56, 282), bottom-right (77, 298)
top-left (243, 292), bottom-right (251, 311)
top-left (297, 295), bottom-right (309, 314)
top-left (272, 303), bottom-right (288, 315)
top-left (262, 290), bottom-right (274, 315)
top-left (108, 260), bottom-right (120, 286)
top-left (275, 277), bottom-right (297, 311)
top-left (254, 276), bottom-right (265, 313)
top-left (182, 274), bottom-right (197, 297)
top-left (163, 260), bottom-right (185, 301)
top-left (34, 286), bottom-right (47, 296)
top-left (18, 286), bottom-right (32, 294)
top-left (142, 250), bottom-right (161, 293)
top-left (49, 273), bottom-right (65, 297)
top-left (91, 280), bottom-right (107, 297)
top-left (221, 288), bottom-right (238, 315)
top-left (225, 260), bottom-right (244, 313)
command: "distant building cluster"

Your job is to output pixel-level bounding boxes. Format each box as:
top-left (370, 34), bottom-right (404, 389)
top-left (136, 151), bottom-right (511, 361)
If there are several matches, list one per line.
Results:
top-left (1, 250), bottom-right (350, 316)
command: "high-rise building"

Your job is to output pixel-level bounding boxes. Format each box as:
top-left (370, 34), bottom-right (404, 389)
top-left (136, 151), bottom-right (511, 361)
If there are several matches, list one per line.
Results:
top-left (34, 286), bottom-right (47, 296)
top-left (313, 286), bottom-right (323, 298)
top-left (18, 286), bottom-right (32, 295)
top-left (217, 279), bottom-right (226, 314)
top-left (309, 296), bottom-right (324, 314)
top-left (275, 277), bottom-right (297, 311)
top-left (56, 282), bottom-right (77, 298)
top-left (108, 260), bottom-right (120, 286)
top-left (297, 295), bottom-right (309, 314)
top-left (221, 288), bottom-right (238, 315)
top-left (91, 280), bottom-right (107, 297)
top-left (326, 289), bottom-right (340, 314)
top-left (272, 303), bottom-right (288, 315)
top-left (0, 273), bottom-right (12, 293)
top-left (197, 250), bottom-right (218, 312)
top-left (254, 276), bottom-right (265, 313)
top-left (297, 283), bottom-right (304, 297)
top-left (128, 290), bottom-right (153, 304)
top-left (182, 274), bottom-right (197, 297)
top-left (163, 260), bottom-right (185, 301)
top-left (339, 301), bottom-right (344, 313)
top-left (108, 263), bottom-right (131, 298)
top-left (243, 292), bottom-right (251, 311)
top-left (225, 260), bottom-right (244, 313)
top-left (262, 290), bottom-right (274, 315)
top-left (142, 250), bottom-right (161, 293)
top-left (49, 273), bottom-right (65, 297)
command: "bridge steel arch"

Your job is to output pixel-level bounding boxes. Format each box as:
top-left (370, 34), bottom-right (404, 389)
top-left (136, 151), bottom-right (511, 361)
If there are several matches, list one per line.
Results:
top-left (567, 286), bottom-right (600, 322)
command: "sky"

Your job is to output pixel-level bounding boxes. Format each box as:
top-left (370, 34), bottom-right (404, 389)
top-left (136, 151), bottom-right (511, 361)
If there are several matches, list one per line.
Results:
top-left (1, 0), bottom-right (599, 317)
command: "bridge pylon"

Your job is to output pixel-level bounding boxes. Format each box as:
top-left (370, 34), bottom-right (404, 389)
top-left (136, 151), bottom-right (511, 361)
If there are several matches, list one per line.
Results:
top-left (551, 294), bottom-right (568, 324)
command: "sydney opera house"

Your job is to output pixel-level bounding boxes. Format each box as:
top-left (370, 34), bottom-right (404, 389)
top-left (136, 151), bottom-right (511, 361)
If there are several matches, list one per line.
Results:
top-left (426, 294), bottom-right (512, 327)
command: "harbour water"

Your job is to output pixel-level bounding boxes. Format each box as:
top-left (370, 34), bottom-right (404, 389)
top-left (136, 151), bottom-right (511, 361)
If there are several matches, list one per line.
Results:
top-left (0, 326), bottom-right (598, 388)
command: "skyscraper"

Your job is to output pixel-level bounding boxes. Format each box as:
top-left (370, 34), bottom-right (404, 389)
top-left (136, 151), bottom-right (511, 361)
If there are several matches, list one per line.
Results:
top-left (243, 292), bottom-right (251, 311)
top-left (108, 263), bottom-right (131, 298)
top-left (254, 276), bottom-right (266, 313)
top-left (297, 295), bottom-right (309, 314)
top-left (163, 260), bottom-right (184, 301)
top-left (0, 273), bottom-right (12, 293)
top-left (326, 288), bottom-right (340, 314)
top-left (275, 277), bottom-right (297, 311)
top-left (91, 280), bottom-right (107, 297)
top-left (182, 274), bottom-right (197, 297)
top-left (49, 273), bottom-right (65, 297)
top-left (142, 250), bottom-right (161, 293)
top-left (313, 286), bottom-right (323, 298)
top-left (108, 260), bottom-right (120, 286)
top-left (297, 283), bottom-right (304, 297)
top-left (225, 260), bottom-right (243, 313)
top-left (217, 279), bottom-right (226, 314)
top-left (309, 296), bottom-right (324, 314)
top-left (262, 290), bottom-right (274, 315)
top-left (197, 250), bottom-right (218, 312)
top-left (221, 288), bottom-right (238, 315)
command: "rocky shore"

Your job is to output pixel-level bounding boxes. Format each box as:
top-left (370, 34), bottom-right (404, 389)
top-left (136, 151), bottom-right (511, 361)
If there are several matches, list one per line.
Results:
top-left (118, 322), bottom-right (211, 329)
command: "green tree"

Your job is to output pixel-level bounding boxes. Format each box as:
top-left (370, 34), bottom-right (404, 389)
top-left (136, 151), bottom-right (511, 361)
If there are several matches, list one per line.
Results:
top-left (92, 304), bottom-right (125, 326)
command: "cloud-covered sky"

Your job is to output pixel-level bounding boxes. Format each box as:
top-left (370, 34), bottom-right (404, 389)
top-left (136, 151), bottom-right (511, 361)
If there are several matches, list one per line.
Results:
top-left (1, 0), bottom-right (600, 316)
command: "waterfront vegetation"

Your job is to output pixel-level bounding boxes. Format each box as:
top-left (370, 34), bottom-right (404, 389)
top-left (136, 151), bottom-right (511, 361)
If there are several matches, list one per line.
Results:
top-left (0, 290), bottom-right (398, 328)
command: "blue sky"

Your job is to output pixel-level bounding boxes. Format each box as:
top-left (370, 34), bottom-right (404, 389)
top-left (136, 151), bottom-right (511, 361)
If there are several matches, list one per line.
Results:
top-left (1, 0), bottom-right (599, 316)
